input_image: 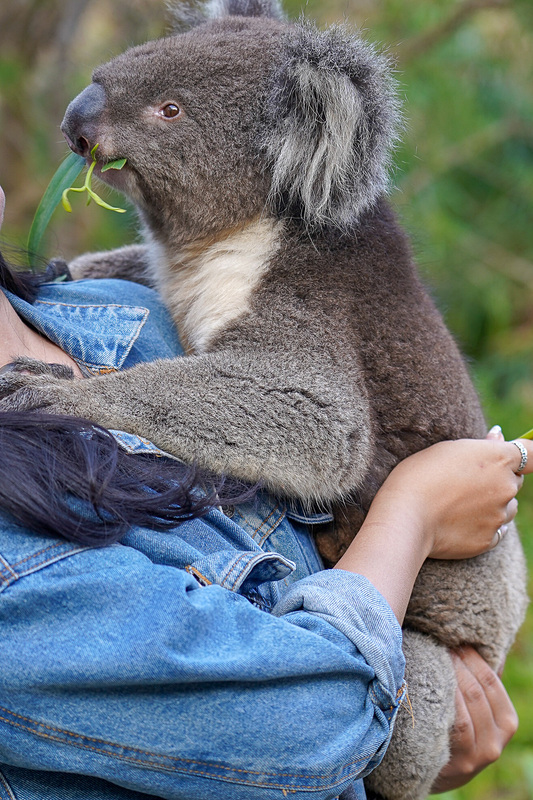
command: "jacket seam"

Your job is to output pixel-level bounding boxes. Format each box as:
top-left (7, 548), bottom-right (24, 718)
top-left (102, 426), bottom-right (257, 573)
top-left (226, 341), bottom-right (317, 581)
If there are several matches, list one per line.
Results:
top-left (11, 542), bottom-right (80, 570)
top-left (257, 506), bottom-right (285, 547)
top-left (232, 503), bottom-right (284, 544)
top-left (185, 565), bottom-right (213, 586)
top-left (220, 551), bottom-right (250, 590)
top-left (0, 705), bottom-right (367, 784)
top-left (0, 555), bottom-right (17, 581)
top-left (0, 770), bottom-right (16, 800)
top-left (33, 301), bottom-right (149, 370)
top-left (0, 547), bottom-right (91, 592)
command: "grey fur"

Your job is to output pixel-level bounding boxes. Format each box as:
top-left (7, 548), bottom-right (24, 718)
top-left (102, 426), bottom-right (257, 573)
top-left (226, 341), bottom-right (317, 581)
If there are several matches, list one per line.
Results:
top-left (167, 0), bottom-right (284, 32)
top-left (70, 244), bottom-right (155, 287)
top-left (264, 22), bottom-right (401, 230)
top-left (369, 631), bottom-right (457, 800)
top-left (206, 0), bottom-right (285, 20)
top-left (2, 5), bottom-right (528, 799)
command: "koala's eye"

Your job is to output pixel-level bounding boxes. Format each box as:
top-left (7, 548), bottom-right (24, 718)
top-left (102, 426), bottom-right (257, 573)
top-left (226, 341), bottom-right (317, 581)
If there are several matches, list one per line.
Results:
top-left (159, 102), bottom-right (182, 119)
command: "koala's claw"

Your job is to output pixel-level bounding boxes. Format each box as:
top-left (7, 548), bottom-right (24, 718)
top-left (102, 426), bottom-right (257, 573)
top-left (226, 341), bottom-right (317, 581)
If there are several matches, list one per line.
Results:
top-left (0, 359), bottom-right (74, 413)
top-left (0, 357), bottom-right (74, 380)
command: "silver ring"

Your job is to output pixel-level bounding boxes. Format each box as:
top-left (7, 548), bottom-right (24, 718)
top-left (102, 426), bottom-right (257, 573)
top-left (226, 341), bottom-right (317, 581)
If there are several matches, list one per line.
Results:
top-left (512, 441), bottom-right (528, 473)
top-left (491, 528), bottom-right (504, 549)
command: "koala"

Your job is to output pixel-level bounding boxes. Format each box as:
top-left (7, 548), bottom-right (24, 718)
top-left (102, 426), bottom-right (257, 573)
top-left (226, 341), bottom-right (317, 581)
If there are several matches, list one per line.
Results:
top-left (1, 1), bottom-right (527, 798)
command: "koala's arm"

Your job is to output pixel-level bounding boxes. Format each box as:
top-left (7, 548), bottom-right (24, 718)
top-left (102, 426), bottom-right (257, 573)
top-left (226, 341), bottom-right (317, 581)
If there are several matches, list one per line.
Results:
top-left (68, 244), bottom-right (155, 287)
top-left (0, 351), bottom-right (371, 502)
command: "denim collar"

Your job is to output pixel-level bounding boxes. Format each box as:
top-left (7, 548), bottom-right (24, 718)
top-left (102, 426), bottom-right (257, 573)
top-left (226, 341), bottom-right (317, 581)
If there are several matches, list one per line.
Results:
top-left (4, 287), bottom-right (149, 374)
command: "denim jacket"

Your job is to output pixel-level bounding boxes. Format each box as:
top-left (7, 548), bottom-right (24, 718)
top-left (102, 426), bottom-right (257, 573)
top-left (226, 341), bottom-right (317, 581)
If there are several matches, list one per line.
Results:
top-left (0, 279), bottom-right (406, 800)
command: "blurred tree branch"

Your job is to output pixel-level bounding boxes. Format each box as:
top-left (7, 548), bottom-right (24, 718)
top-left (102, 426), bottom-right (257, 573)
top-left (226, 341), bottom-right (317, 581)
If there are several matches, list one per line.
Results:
top-left (399, 0), bottom-right (513, 63)
top-left (462, 231), bottom-right (533, 291)
top-left (398, 118), bottom-right (531, 198)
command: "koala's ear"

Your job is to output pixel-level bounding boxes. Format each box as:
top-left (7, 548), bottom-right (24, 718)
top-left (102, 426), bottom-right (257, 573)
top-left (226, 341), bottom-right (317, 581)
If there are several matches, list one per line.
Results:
top-left (167, 0), bottom-right (284, 31)
top-left (264, 22), bottom-right (402, 232)
top-left (206, 0), bottom-right (285, 19)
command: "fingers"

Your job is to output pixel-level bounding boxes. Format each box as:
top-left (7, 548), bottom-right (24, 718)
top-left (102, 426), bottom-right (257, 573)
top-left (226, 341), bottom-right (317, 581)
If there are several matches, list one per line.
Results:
top-left (486, 425), bottom-right (531, 477)
top-left (432, 647), bottom-right (518, 792)
top-left (510, 440), bottom-right (530, 475)
top-left (502, 437), bottom-right (530, 476)
top-left (454, 647), bottom-right (518, 751)
top-left (486, 425), bottom-right (505, 441)
top-left (505, 497), bottom-right (518, 524)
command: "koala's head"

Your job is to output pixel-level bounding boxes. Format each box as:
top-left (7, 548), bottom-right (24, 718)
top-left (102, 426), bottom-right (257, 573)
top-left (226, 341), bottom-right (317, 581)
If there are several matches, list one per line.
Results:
top-left (62, 0), bottom-right (400, 243)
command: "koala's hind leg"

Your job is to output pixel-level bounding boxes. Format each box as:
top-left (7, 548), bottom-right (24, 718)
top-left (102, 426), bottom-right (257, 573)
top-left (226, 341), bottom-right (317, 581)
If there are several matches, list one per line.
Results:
top-left (406, 523), bottom-right (528, 669)
top-left (364, 630), bottom-right (456, 800)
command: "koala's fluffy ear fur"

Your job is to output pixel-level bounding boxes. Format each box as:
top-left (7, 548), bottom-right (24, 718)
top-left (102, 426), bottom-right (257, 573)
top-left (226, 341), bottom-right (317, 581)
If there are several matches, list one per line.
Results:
top-left (264, 22), bottom-right (402, 232)
top-left (167, 0), bottom-right (284, 31)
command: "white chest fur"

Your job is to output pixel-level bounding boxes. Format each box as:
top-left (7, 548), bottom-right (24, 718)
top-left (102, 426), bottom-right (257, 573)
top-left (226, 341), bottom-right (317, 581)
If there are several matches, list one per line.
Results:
top-left (150, 218), bottom-right (283, 354)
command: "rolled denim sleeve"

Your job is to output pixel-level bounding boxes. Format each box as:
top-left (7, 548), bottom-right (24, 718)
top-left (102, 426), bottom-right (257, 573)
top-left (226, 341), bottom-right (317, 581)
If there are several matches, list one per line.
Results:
top-left (0, 543), bottom-right (405, 800)
top-left (273, 569), bottom-right (405, 712)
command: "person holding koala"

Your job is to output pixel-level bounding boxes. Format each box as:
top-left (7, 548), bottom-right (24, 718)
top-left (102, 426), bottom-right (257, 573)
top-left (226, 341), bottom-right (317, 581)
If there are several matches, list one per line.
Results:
top-left (0, 0), bottom-right (530, 798)
top-left (0, 185), bottom-right (530, 800)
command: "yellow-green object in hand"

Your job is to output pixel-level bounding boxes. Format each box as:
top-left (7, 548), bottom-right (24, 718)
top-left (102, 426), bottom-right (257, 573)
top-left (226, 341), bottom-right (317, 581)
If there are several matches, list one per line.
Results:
top-left (518, 428), bottom-right (533, 440)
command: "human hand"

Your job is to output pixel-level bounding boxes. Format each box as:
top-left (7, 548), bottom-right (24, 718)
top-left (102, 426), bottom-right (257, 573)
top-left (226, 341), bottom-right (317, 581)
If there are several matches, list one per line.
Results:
top-left (371, 433), bottom-right (531, 561)
top-left (431, 646), bottom-right (518, 794)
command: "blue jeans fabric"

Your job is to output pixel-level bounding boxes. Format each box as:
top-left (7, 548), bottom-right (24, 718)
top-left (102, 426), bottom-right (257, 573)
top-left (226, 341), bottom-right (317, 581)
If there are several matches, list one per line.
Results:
top-left (0, 280), bottom-right (406, 799)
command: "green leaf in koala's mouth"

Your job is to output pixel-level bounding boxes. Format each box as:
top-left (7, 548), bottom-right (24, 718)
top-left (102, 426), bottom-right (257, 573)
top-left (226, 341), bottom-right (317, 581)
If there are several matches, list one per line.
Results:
top-left (102, 157), bottom-right (127, 172)
top-left (61, 144), bottom-right (127, 214)
top-left (27, 146), bottom-right (128, 267)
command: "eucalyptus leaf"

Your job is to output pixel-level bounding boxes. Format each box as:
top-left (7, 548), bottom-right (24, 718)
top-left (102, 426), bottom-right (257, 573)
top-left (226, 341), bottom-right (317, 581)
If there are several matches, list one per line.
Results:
top-left (102, 158), bottom-right (127, 172)
top-left (518, 428), bottom-right (533, 440)
top-left (27, 151), bottom-right (85, 267)
top-left (62, 145), bottom-right (127, 216)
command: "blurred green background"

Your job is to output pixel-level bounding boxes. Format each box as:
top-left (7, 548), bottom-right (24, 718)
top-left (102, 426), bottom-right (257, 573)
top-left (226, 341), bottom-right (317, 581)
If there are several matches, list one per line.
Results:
top-left (0, 0), bottom-right (532, 797)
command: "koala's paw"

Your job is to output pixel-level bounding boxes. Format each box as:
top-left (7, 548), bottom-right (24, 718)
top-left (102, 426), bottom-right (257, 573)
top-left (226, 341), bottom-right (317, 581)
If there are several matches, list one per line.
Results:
top-left (0, 357), bottom-right (76, 414)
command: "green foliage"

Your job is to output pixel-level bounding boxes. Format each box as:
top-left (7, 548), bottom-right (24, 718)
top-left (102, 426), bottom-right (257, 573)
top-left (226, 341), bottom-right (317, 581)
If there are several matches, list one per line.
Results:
top-left (27, 152), bottom-right (85, 266)
top-left (0, 2), bottom-right (532, 796)
top-left (61, 146), bottom-right (127, 214)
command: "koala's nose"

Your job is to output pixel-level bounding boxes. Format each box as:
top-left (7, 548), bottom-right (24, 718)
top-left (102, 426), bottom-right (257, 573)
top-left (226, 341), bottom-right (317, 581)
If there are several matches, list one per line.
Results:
top-left (61, 83), bottom-right (106, 158)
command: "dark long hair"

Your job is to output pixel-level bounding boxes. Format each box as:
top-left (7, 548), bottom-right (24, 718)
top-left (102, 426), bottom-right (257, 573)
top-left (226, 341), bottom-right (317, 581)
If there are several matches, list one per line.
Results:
top-left (0, 253), bottom-right (256, 545)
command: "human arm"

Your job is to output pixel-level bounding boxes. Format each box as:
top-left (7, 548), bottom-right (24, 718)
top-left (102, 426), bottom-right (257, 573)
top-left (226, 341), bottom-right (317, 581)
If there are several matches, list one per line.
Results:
top-left (362, 431), bottom-right (529, 800)
top-left (0, 436), bottom-right (528, 799)
top-left (0, 535), bottom-right (404, 800)
top-left (428, 427), bottom-right (522, 793)
top-left (335, 436), bottom-right (531, 623)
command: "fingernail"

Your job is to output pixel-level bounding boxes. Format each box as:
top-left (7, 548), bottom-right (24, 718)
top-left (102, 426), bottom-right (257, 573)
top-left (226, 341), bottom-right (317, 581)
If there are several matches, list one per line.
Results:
top-left (487, 424), bottom-right (504, 440)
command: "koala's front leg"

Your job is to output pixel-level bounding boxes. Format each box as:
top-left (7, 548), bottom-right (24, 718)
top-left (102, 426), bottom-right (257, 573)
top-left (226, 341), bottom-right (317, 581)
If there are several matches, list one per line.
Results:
top-left (0, 352), bottom-right (371, 502)
top-left (68, 244), bottom-right (155, 286)
top-left (364, 630), bottom-right (456, 800)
